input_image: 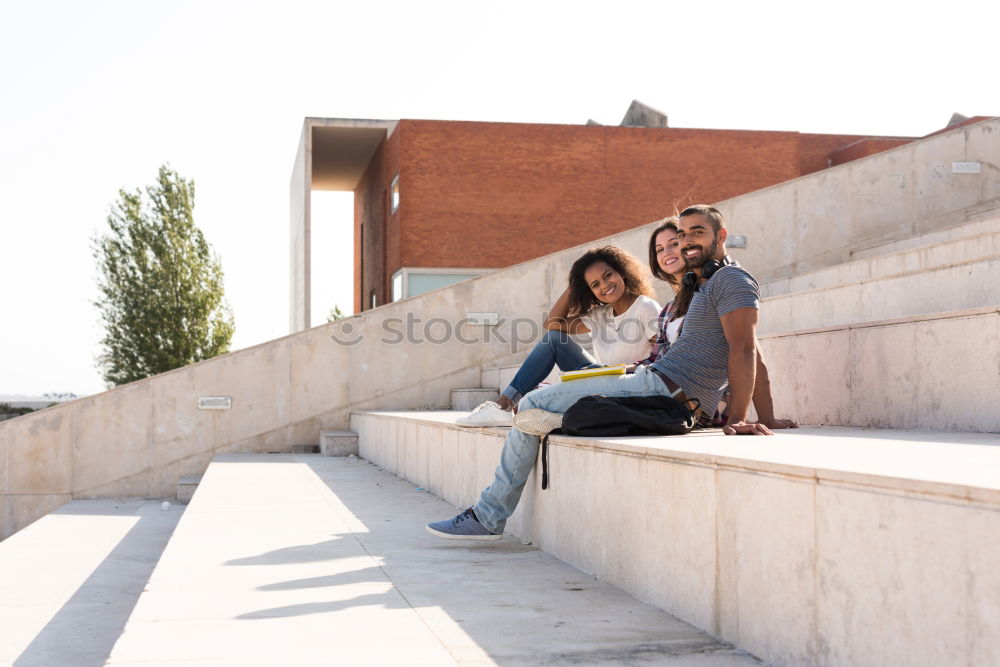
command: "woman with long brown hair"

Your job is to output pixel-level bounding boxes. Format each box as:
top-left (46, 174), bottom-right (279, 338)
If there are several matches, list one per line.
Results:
top-left (640, 217), bottom-right (691, 363)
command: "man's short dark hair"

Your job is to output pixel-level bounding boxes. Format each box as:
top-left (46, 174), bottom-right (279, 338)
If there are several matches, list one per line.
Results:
top-left (679, 205), bottom-right (725, 233)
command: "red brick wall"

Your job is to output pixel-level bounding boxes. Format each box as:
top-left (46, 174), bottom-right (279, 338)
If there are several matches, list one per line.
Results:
top-left (800, 133), bottom-right (865, 174)
top-left (396, 121), bottom-right (809, 270)
top-left (353, 119), bottom-right (918, 310)
top-left (827, 137), bottom-right (918, 167)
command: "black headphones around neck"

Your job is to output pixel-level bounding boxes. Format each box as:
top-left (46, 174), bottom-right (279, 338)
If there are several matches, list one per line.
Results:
top-left (681, 255), bottom-right (734, 293)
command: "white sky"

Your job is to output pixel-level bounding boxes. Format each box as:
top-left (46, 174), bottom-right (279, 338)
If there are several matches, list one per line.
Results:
top-left (0, 0), bottom-right (996, 396)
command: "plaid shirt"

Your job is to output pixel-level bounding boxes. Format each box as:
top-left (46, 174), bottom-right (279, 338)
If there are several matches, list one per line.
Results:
top-left (638, 299), bottom-right (723, 427)
top-left (638, 299), bottom-right (676, 366)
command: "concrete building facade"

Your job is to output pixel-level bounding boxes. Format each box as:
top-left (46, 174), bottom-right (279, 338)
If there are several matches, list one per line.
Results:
top-left (289, 103), bottom-right (925, 331)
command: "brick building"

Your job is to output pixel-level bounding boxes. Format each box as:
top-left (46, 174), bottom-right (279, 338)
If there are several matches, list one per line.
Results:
top-left (288, 102), bottom-right (937, 331)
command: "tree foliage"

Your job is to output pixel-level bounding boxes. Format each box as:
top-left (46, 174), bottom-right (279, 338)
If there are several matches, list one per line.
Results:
top-left (327, 305), bottom-right (346, 322)
top-left (93, 165), bottom-right (234, 386)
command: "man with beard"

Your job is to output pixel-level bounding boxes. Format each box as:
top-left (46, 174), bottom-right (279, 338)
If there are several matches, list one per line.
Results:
top-left (427, 204), bottom-right (785, 541)
top-left (646, 204), bottom-right (775, 436)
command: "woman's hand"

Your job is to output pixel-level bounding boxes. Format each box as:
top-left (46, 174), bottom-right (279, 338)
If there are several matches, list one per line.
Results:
top-left (544, 287), bottom-right (589, 333)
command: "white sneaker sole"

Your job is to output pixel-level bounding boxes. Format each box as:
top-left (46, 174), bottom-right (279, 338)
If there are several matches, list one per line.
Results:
top-left (425, 525), bottom-right (503, 541)
top-left (512, 408), bottom-right (563, 436)
top-left (455, 417), bottom-right (512, 428)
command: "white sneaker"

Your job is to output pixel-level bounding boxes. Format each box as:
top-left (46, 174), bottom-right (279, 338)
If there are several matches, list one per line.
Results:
top-left (455, 401), bottom-right (513, 427)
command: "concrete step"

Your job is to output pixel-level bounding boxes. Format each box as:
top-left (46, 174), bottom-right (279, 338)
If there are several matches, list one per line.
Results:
top-left (319, 430), bottom-right (359, 456)
top-left (760, 214), bottom-right (1000, 300)
top-left (481, 363), bottom-right (562, 395)
top-left (0, 499), bottom-right (182, 666)
top-left (450, 387), bottom-right (499, 411)
top-left (758, 305), bottom-right (1000, 432)
top-left (759, 250), bottom-right (1000, 336)
top-left (845, 210), bottom-right (1000, 264)
top-left (106, 453), bottom-right (758, 665)
top-left (352, 409), bottom-right (1000, 667)
top-left (176, 474), bottom-right (203, 504)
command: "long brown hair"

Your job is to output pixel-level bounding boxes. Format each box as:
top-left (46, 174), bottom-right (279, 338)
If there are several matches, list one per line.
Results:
top-left (647, 218), bottom-right (693, 321)
top-left (566, 246), bottom-right (654, 316)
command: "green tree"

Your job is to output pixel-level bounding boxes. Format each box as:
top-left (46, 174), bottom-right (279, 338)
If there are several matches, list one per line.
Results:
top-left (327, 305), bottom-right (346, 322)
top-left (93, 165), bottom-right (234, 386)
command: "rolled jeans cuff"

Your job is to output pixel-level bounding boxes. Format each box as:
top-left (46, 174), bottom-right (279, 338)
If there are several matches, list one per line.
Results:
top-left (501, 386), bottom-right (521, 403)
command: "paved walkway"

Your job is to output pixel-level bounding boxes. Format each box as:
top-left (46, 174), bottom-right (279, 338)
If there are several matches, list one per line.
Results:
top-left (105, 454), bottom-right (761, 665)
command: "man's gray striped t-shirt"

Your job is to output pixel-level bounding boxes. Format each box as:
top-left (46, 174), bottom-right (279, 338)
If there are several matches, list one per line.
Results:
top-left (650, 264), bottom-right (759, 415)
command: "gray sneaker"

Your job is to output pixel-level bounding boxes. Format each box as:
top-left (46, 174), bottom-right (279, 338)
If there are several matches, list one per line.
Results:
top-left (426, 508), bottom-right (502, 541)
top-left (513, 408), bottom-right (563, 436)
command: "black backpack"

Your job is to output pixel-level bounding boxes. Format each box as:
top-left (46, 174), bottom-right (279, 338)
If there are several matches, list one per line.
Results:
top-left (540, 394), bottom-right (699, 489)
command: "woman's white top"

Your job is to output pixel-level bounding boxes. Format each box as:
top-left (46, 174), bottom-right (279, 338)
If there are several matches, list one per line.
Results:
top-left (665, 311), bottom-right (685, 345)
top-left (579, 295), bottom-right (661, 365)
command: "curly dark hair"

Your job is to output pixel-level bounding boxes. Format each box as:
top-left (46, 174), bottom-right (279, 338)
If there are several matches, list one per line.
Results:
top-left (566, 246), bottom-right (654, 316)
top-left (647, 217), bottom-right (693, 320)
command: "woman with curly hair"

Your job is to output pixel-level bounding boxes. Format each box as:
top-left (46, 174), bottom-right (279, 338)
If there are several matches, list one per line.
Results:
top-left (457, 245), bottom-right (661, 427)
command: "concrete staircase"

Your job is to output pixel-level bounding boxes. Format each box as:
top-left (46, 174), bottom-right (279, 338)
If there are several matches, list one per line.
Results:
top-left (352, 208), bottom-right (1000, 665)
top-left (756, 212), bottom-right (1000, 432)
top-left (2, 118), bottom-right (999, 665)
top-left (319, 430), bottom-right (359, 456)
top-left (0, 454), bottom-right (756, 666)
top-left (8, 424), bottom-right (989, 665)
top-left (176, 474), bottom-right (202, 503)
top-left (352, 410), bottom-right (1000, 667)
top-left (759, 213), bottom-right (1000, 332)
top-left (449, 388), bottom-right (499, 411)
top-left (0, 499), bottom-right (182, 666)
top-left (456, 353), bottom-right (576, 411)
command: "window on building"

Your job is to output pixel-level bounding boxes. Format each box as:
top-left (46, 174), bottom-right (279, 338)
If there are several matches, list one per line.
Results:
top-left (392, 272), bottom-right (403, 302)
top-left (390, 174), bottom-right (400, 213)
top-left (407, 272), bottom-right (482, 297)
top-left (389, 268), bottom-right (491, 302)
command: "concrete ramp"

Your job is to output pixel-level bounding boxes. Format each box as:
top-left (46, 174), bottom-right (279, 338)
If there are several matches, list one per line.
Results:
top-left (105, 454), bottom-right (759, 665)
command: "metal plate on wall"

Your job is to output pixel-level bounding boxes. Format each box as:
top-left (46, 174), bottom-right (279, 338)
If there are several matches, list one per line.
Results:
top-left (198, 396), bottom-right (232, 410)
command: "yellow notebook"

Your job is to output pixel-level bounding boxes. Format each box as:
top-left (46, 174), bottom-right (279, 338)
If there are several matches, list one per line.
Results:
top-left (560, 364), bottom-right (627, 382)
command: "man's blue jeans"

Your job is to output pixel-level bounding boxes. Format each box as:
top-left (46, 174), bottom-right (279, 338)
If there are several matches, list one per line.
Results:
top-left (501, 330), bottom-right (596, 404)
top-left (474, 365), bottom-right (671, 534)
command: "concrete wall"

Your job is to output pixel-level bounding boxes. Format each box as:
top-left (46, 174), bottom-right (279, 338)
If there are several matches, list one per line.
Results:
top-left (354, 125), bottom-right (400, 310)
top-left (727, 118), bottom-right (1000, 283)
top-left (3, 118), bottom-right (997, 540)
top-left (289, 123), bottom-right (310, 332)
top-left (354, 412), bottom-right (1000, 667)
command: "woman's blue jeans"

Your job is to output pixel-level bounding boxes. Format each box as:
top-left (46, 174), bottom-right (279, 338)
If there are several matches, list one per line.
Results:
top-left (475, 365), bottom-right (671, 534)
top-left (501, 329), bottom-right (596, 404)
